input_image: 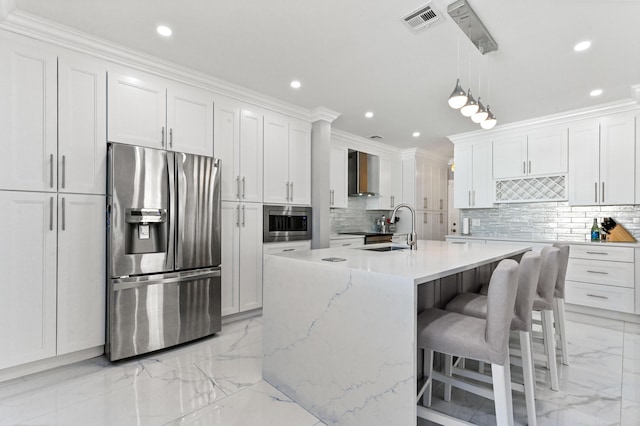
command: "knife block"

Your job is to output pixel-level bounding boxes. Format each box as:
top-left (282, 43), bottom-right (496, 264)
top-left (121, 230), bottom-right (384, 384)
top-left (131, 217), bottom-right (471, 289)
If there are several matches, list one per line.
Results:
top-left (607, 223), bottom-right (636, 242)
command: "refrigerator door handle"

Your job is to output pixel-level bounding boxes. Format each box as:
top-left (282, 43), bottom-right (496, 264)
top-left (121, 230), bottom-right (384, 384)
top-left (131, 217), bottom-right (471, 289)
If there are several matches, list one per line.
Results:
top-left (167, 152), bottom-right (177, 270)
top-left (175, 152), bottom-right (184, 270)
top-left (112, 269), bottom-right (221, 292)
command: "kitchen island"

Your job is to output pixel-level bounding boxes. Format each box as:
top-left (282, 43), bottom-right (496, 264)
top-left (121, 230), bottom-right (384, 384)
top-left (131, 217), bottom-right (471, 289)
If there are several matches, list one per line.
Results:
top-left (262, 240), bottom-right (530, 425)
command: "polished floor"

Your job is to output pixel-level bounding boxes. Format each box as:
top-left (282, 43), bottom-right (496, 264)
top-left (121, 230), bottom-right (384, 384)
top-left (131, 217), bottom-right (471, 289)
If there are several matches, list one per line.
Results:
top-left (0, 313), bottom-right (638, 425)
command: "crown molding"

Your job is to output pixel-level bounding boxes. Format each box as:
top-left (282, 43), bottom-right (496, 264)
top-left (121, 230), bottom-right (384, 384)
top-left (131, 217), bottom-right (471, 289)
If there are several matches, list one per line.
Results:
top-left (632, 84), bottom-right (640, 103)
top-left (448, 97), bottom-right (639, 144)
top-left (399, 147), bottom-right (450, 163)
top-left (0, 10), bottom-right (315, 122)
top-left (310, 107), bottom-right (341, 123)
top-left (331, 129), bottom-right (402, 156)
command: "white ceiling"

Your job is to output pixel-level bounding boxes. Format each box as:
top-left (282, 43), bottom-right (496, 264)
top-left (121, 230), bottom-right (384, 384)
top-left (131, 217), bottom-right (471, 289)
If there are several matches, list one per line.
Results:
top-left (10, 0), bottom-right (640, 157)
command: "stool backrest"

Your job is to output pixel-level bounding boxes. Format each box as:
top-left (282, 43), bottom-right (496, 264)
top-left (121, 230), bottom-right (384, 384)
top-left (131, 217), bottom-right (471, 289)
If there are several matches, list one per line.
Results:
top-left (552, 243), bottom-right (570, 298)
top-left (513, 251), bottom-right (542, 331)
top-left (537, 246), bottom-right (560, 304)
top-left (485, 259), bottom-right (520, 361)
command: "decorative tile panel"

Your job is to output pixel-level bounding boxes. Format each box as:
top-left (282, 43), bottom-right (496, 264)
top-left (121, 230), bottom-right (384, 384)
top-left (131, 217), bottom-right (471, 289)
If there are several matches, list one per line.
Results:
top-left (495, 175), bottom-right (566, 203)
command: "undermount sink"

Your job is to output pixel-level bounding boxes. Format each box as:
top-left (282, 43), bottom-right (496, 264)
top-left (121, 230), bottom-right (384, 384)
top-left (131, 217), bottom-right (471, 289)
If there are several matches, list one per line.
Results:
top-left (362, 245), bottom-right (409, 252)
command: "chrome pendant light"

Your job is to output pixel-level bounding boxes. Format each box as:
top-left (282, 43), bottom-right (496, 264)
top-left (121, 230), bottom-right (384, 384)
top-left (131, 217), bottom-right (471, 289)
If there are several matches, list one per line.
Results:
top-left (471, 98), bottom-right (488, 123)
top-left (448, 79), bottom-right (468, 109)
top-left (460, 89), bottom-right (479, 117)
top-left (480, 105), bottom-right (497, 129)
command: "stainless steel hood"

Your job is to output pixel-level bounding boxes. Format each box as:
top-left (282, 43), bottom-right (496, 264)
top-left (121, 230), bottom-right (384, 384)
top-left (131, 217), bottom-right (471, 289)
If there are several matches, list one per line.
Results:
top-left (348, 150), bottom-right (380, 197)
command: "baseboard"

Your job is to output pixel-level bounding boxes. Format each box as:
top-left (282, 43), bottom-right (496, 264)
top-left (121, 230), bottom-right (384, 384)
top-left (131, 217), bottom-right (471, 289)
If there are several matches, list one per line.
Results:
top-left (222, 308), bottom-right (262, 325)
top-left (565, 303), bottom-right (640, 325)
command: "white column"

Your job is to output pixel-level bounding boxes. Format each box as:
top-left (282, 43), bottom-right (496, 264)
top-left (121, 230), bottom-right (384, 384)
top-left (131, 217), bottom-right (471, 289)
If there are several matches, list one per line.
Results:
top-left (310, 107), bottom-right (340, 249)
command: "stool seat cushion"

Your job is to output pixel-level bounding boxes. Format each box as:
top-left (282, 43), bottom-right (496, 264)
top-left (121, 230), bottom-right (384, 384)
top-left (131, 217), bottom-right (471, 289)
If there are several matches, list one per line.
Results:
top-left (418, 308), bottom-right (506, 365)
top-left (445, 292), bottom-right (488, 319)
top-left (532, 295), bottom-right (553, 311)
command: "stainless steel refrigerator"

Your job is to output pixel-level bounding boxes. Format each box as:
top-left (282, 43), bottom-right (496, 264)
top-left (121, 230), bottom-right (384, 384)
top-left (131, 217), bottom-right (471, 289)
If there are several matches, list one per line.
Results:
top-left (106, 143), bottom-right (221, 361)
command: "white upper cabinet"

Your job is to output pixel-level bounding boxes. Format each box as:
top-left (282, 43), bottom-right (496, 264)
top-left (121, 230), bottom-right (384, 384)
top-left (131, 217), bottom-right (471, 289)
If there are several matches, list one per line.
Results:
top-left (568, 112), bottom-right (635, 205)
top-left (367, 154), bottom-right (402, 210)
top-left (493, 128), bottom-right (567, 179)
top-left (403, 155), bottom-right (448, 211)
top-left (214, 96), bottom-right (263, 202)
top-left (0, 32), bottom-right (57, 192)
top-left (330, 146), bottom-right (348, 208)
top-left (108, 68), bottom-right (214, 155)
top-left (0, 191), bottom-right (57, 369)
top-left (454, 140), bottom-right (494, 208)
top-left (58, 52), bottom-right (107, 195)
top-left (263, 113), bottom-right (311, 205)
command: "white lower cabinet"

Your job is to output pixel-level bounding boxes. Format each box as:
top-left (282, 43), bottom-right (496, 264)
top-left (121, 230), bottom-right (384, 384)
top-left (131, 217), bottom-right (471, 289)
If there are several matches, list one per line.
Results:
top-left (57, 194), bottom-right (106, 355)
top-left (264, 241), bottom-right (312, 254)
top-left (0, 191), bottom-right (105, 369)
top-left (563, 245), bottom-right (635, 314)
top-left (329, 237), bottom-right (364, 248)
top-left (221, 202), bottom-right (263, 316)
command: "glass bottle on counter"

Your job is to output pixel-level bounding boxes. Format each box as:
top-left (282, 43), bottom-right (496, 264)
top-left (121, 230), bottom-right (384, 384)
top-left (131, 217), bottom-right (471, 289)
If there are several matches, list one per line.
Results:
top-left (591, 218), bottom-right (600, 242)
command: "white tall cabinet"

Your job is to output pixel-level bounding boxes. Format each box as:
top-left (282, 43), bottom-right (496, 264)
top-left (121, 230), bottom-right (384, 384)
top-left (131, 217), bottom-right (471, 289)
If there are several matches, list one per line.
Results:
top-left (264, 113), bottom-right (311, 205)
top-left (568, 112), bottom-right (636, 205)
top-left (329, 146), bottom-right (348, 208)
top-left (0, 32), bottom-right (107, 371)
top-left (453, 140), bottom-right (493, 208)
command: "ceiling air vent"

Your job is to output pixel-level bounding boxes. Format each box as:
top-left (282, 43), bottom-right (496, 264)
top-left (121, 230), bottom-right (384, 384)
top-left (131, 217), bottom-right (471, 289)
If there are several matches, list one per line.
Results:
top-left (401, 2), bottom-right (443, 32)
top-left (369, 135), bottom-right (383, 139)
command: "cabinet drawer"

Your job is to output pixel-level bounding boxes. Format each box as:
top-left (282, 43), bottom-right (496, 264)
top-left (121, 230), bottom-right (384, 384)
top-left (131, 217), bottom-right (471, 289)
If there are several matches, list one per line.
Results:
top-left (569, 245), bottom-right (634, 262)
top-left (329, 237), bottom-right (365, 248)
top-left (263, 241), bottom-right (311, 255)
top-left (566, 258), bottom-right (634, 288)
top-left (565, 281), bottom-right (634, 314)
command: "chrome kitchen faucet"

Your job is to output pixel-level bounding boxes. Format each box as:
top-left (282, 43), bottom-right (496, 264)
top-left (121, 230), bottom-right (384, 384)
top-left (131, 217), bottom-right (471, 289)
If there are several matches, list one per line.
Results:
top-left (390, 203), bottom-right (418, 250)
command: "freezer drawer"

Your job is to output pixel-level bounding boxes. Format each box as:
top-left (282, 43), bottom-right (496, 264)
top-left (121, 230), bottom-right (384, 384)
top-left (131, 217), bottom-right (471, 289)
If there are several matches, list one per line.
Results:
top-left (107, 267), bottom-right (221, 361)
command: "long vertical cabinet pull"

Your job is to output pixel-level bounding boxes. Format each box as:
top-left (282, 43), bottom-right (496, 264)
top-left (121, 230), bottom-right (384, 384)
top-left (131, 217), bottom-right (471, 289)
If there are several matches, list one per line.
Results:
top-left (594, 182), bottom-right (598, 203)
top-left (169, 128), bottom-right (173, 148)
top-left (472, 191), bottom-right (476, 207)
top-left (242, 177), bottom-right (246, 199)
top-left (236, 177), bottom-right (240, 198)
top-left (49, 197), bottom-right (54, 231)
top-left (468, 191), bottom-right (471, 207)
top-left (61, 197), bottom-right (66, 231)
top-left (50, 154), bottom-right (54, 188)
top-left (242, 205), bottom-right (246, 227)
top-left (235, 206), bottom-right (240, 227)
top-left (290, 182), bottom-right (293, 202)
top-left (523, 161), bottom-right (526, 174)
top-left (61, 155), bottom-right (66, 189)
top-left (286, 182), bottom-right (290, 201)
top-left (390, 196), bottom-right (394, 209)
top-left (161, 126), bottom-right (165, 147)
top-left (602, 182), bottom-right (605, 203)
top-left (528, 161), bottom-right (531, 174)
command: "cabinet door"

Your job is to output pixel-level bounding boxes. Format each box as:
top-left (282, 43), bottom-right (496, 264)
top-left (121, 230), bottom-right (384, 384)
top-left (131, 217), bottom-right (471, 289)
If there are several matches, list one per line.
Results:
top-left (527, 127), bottom-right (568, 176)
top-left (330, 146), bottom-right (348, 208)
top-left (57, 194), bottom-right (105, 355)
top-left (568, 119), bottom-right (600, 205)
top-left (263, 114), bottom-right (290, 204)
top-left (472, 141), bottom-right (494, 208)
top-left (107, 71), bottom-right (166, 149)
top-left (214, 97), bottom-right (241, 201)
top-left (493, 136), bottom-right (527, 179)
top-left (167, 83), bottom-right (214, 156)
top-left (600, 111), bottom-right (635, 205)
top-left (432, 162), bottom-right (448, 211)
top-left (0, 191), bottom-right (57, 369)
top-left (221, 202), bottom-right (240, 316)
top-left (0, 33), bottom-right (57, 192)
top-left (288, 121), bottom-right (311, 205)
top-left (389, 158), bottom-right (403, 209)
top-left (420, 159), bottom-right (433, 209)
top-left (239, 203), bottom-right (264, 312)
top-left (58, 53), bottom-right (107, 195)
top-left (239, 109), bottom-right (264, 203)
top-left (453, 144), bottom-right (472, 208)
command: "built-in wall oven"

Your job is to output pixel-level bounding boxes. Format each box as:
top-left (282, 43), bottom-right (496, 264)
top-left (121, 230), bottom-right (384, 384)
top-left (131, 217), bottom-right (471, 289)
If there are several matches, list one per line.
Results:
top-left (263, 205), bottom-right (312, 242)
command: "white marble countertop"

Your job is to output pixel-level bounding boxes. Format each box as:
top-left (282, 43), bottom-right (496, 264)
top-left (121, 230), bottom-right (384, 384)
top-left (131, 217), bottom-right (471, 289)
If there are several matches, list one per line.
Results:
top-left (446, 234), bottom-right (640, 248)
top-left (266, 239), bottom-right (530, 285)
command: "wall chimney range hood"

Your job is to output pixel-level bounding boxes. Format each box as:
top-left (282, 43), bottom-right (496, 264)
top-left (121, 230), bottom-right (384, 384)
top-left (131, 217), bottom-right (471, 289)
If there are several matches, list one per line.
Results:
top-left (348, 150), bottom-right (380, 197)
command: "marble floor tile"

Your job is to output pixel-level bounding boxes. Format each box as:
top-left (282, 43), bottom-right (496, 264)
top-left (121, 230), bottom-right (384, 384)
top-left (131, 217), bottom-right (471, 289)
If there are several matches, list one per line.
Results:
top-left (165, 381), bottom-right (319, 426)
top-left (620, 399), bottom-right (640, 426)
top-left (622, 355), bottom-right (640, 403)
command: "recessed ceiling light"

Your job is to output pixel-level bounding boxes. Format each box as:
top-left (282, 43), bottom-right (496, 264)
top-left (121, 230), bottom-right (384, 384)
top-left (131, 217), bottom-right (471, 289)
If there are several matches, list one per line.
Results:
top-left (157, 25), bottom-right (172, 37)
top-left (365, 112), bottom-right (374, 118)
top-left (290, 80), bottom-right (301, 89)
top-left (412, 132), bottom-right (420, 137)
top-left (574, 40), bottom-right (591, 52)
top-left (590, 89), bottom-right (603, 97)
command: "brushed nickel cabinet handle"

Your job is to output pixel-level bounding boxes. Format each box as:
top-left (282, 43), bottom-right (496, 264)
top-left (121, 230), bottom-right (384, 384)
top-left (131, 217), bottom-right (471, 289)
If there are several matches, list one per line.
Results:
top-left (528, 160), bottom-right (531, 174)
top-left (586, 251), bottom-right (608, 255)
top-left (342, 243), bottom-right (351, 246)
top-left (468, 191), bottom-right (471, 206)
top-left (49, 154), bottom-right (54, 188)
top-left (523, 161), bottom-right (526, 174)
top-left (169, 128), bottom-right (173, 148)
top-left (423, 197), bottom-right (428, 209)
top-left (290, 182), bottom-right (294, 201)
top-left (61, 197), bottom-right (66, 231)
top-left (236, 176), bottom-right (240, 198)
top-left (242, 205), bottom-right (245, 227)
top-left (586, 294), bottom-right (608, 299)
top-left (283, 248), bottom-right (295, 252)
top-left (390, 195), bottom-right (394, 208)
top-left (242, 176), bottom-right (246, 199)
top-left (602, 182), bottom-right (605, 203)
top-left (49, 196), bottom-right (53, 231)
top-left (587, 270), bottom-right (608, 275)
top-left (472, 190), bottom-right (476, 206)
top-left (235, 206), bottom-right (240, 227)
top-left (595, 182), bottom-right (598, 203)
top-left (161, 126), bottom-right (165, 147)
top-left (286, 182), bottom-right (290, 201)
top-left (61, 155), bottom-right (66, 189)
top-left (440, 212), bottom-right (443, 224)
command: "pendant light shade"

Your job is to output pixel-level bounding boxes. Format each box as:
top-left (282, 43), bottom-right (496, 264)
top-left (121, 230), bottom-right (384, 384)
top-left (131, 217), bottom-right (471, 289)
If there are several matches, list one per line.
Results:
top-left (480, 105), bottom-right (497, 129)
top-left (448, 79), bottom-right (468, 109)
top-left (471, 97), bottom-right (488, 123)
top-left (460, 89), bottom-right (479, 117)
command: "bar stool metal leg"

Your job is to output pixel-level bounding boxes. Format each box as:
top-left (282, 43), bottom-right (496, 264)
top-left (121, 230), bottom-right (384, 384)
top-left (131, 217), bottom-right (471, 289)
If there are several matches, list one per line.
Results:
top-left (554, 298), bottom-right (570, 365)
top-left (541, 309), bottom-right (560, 391)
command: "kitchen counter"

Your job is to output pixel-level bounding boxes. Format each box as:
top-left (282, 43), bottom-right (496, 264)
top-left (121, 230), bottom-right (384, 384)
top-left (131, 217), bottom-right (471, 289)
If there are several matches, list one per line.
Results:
top-left (446, 234), bottom-right (640, 247)
top-left (262, 240), bottom-right (530, 425)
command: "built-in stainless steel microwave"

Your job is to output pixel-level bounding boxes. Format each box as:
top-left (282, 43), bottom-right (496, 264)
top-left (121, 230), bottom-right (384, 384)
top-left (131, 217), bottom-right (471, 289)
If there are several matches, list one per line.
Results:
top-left (263, 205), bottom-right (312, 242)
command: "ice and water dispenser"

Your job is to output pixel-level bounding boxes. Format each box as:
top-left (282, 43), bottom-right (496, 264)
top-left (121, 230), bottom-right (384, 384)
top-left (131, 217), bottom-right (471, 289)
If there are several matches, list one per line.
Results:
top-left (124, 208), bottom-right (168, 254)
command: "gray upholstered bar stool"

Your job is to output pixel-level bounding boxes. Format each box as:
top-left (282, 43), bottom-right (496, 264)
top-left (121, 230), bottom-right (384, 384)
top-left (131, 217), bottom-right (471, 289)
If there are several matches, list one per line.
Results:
top-left (552, 243), bottom-right (570, 365)
top-left (531, 246), bottom-right (561, 391)
top-left (443, 251), bottom-right (542, 426)
top-left (416, 259), bottom-right (520, 426)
